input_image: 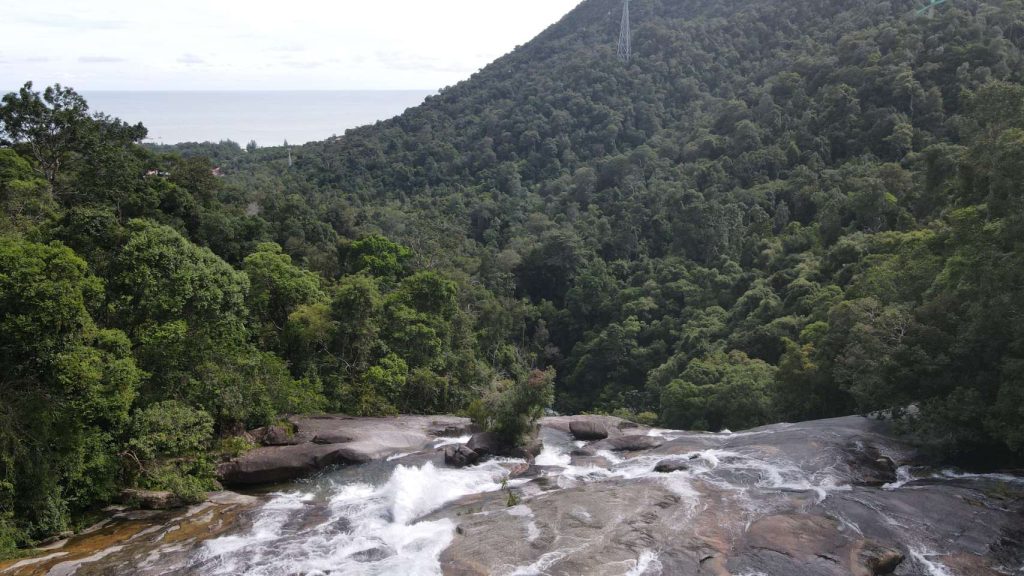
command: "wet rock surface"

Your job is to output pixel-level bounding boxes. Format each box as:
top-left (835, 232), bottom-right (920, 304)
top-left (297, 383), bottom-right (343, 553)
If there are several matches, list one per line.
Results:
top-left (0, 492), bottom-right (259, 576)
top-left (586, 434), bottom-right (664, 453)
top-left (5, 414), bottom-right (1023, 576)
top-left (441, 416), bottom-right (1024, 576)
top-left (216, 414), bottom-right (472, 486)
top-left (542, 414), bottom-right (639, 437)
top-left (653, 457), bottom-right (693, 473)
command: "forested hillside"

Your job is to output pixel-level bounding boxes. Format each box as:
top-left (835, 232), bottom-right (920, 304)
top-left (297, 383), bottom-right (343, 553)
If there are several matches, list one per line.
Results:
top-left (247, 0), bottom-right (1024, 456)
top-left (2, 0), bottom-right (1024, 554)
top-left (0, 84), bottom-right (547, 553)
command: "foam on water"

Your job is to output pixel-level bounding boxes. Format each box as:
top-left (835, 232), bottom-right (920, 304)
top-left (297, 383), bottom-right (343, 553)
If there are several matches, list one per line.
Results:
top-left (535, 442), bottom-right (572, 466)
top-left (938, 468), bottom-right (1024, 483)
top-left (883, 466), bottom-right (1024, 491)
top-left (531, 429), bottom-right (852, 510)
top-left (909, 548), bottom-right (954, 576)
top-left (882, 465), bottom-right (916, 490)
top-left (503, 546), bottom-right (582, 576)
top-left (193, 424), bottom-right (1017, 575)
top-left (199, 460), bottom-right (513, 575)
top-left (431, 435), bottom-right (473, 449)
top-left (624, 550), bottom-right (663, 575)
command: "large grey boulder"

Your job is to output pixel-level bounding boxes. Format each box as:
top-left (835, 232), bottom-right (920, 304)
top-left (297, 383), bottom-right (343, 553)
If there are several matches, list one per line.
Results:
top-left (467, 431), bottom-right (542, 460)
top-left (444, 445), bottom-right (480, 468)
top-left (312, 431), bottom-right (354, 444)
top-left (653, 457), bottom-right (693, 473)
top-left (466, 431), bottom-right (502, 456)
top-left (217, 443), bottom-right (370, 485)
top-left (217, 415), bottom-right (475, 486)
top-left (578, 434), bottom-right (663, 455)
top-left (540, 414), bottom-right (638, 436)
top-left (568, 419), bottom-right (609, 440)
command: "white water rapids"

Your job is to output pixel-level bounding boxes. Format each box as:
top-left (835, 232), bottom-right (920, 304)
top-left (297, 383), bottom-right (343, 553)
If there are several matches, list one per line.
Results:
top-left (197, 459), bottom-right (516, 575)
top-left (190, 429), bottom-right (836, 575)
top-left (175, 425), bottom-right (1019, 576)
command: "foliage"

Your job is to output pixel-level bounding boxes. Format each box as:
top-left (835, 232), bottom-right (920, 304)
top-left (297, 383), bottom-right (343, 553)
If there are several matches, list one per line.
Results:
top-left (470, 368), bottom-right (556, 446)
top-left (3, 0), bottom-right (1024, 549)
top-left (216, 436), bottom-right (257, 459)
top-left (0, 237), bottom-right (141, 543)
top-left (660, 351), bottom-right (777, 432)
top-left (126, 401), bottom-right (216, 504)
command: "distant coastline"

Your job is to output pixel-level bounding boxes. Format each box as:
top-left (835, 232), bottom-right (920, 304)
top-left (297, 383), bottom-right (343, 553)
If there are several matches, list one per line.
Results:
top-left (78, 90), bottom-right (436, 146)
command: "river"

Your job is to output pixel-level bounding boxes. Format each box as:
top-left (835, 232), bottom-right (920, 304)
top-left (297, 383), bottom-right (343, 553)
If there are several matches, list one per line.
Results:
top-left (3, 416), bottom-right (1022, 575)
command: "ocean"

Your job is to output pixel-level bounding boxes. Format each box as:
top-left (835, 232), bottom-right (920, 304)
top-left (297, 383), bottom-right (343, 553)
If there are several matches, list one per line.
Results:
top-left (80, 91), bottom-right (435, 146)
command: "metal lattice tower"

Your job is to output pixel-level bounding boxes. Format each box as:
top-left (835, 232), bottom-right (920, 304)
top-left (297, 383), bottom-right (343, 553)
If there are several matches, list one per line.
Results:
top-left (617, 0), bottom-right (632, 62)
top-left (916, 0), bottom-right (947, 17)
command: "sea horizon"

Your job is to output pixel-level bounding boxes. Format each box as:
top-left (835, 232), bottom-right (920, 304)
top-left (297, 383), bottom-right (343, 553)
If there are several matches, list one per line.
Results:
top-left (71, 90), bottom-right (437, 146)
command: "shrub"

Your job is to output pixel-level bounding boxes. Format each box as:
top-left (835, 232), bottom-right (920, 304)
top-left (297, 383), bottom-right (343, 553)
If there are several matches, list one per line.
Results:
top-left (470, 368), bottom-right (555, 446)
top-left (127, 401), bottom-right (216, 502)
top-left (128, 401), bottom-right (214, 462)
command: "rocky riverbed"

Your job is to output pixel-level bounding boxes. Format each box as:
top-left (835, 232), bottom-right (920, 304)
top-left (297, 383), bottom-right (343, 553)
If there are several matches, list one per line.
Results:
top-left (2, 414), bottom-right (1022, 575)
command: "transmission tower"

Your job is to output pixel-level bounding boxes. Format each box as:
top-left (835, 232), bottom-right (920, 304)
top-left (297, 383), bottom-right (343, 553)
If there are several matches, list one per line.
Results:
top-left (617, 0), bottom-right (632, 62)
top-left (916, 0), bottom-right (947, 17)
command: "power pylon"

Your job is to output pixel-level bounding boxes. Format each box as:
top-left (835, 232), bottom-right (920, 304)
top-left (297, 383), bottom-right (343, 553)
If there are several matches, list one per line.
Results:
top-left (916, 0), bottom-right (947, 17)
top-left (617, 0), bottom-right (632, 62)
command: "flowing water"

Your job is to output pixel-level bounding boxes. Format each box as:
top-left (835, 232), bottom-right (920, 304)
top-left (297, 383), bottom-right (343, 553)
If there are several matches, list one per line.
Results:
top-left (171, 423), bottom-right (1021, 575)
top-left (5, 417), bottom-right (1022, 575)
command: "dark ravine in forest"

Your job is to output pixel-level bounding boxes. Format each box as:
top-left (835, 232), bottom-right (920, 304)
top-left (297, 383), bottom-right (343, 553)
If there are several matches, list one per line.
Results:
top-left (2, 414), bottom-right (1021, 576)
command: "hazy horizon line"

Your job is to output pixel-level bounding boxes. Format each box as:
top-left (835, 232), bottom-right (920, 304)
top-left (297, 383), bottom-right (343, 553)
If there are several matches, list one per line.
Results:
top-left (3, 87), bottom-right (440, 93)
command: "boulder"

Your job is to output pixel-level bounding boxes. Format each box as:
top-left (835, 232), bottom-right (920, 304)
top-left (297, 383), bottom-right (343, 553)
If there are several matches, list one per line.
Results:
top-left (588, 435), bottom-right (663, 452)
top-left (540, 415), bottom-right (635, 436)
top-left (217, 443), bottom-right (370, 485)
top-left (654, 458), bottom-right (691, 473)
top-left (217, 415), bottom-right (478, 485)
top-left (845, 443), bottom-right (898, 486)
top-left (857, 541), bottom-right (904, 575)
top-left (468, 431), bottom-right (542, 460)
top-left (119, 489), bottom-right (184, 510)
top-left (444, 445), bottom-right (480, 468)
top-left (251, 425), bottom-right (301, 446)
top-left (569, 419), bottom-right (609, 441)
top-left (312, 432), bottom-right (353, 445)
top-left (741, 514), bottom-right (849, 567)
top-left (427, 420), bottom-right (480, 437)
top-left (467, 431), bottom-right (502, 456)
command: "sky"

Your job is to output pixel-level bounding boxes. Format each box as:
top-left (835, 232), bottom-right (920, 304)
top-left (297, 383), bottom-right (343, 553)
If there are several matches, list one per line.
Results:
top-left (0, 0), bottom-right (583, 91)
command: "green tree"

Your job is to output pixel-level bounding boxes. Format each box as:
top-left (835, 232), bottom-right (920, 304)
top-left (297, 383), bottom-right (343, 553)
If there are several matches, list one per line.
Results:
top-left (660, 350), bottom-right (776, 431)
top-left (243, 242), bottom-right (326, 350)
top-left (342, 235), bottom-right (412, 281)
top-left (0, 82), bottom-right (146, 196)
top-left (0, 237), bottom-right (141, 542)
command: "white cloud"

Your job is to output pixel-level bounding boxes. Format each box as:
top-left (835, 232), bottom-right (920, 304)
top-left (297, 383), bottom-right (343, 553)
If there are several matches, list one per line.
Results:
top-left (78, 56), bottom-right (126, 64)
top-left (177, 53), bottom-right (205, 66)
top-left (0, 0), bottom-right (583, 90)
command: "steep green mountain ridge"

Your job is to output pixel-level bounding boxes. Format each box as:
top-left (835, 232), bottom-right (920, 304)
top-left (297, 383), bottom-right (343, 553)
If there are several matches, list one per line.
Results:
top-left (1, 0), bottom-right (1023, 554)
top-left (265, 0), bottom-right (1024, 456)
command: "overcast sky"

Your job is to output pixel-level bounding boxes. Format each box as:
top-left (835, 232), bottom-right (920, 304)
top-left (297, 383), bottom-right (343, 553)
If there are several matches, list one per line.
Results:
top-left (1, 0), bottom-right (582, 91)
